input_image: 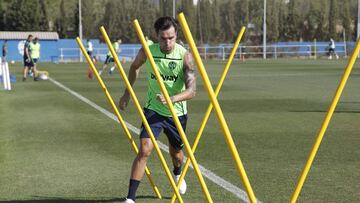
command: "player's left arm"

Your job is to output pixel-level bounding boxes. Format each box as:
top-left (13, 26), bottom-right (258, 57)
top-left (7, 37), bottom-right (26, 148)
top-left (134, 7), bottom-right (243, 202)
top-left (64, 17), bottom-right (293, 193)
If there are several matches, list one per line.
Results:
top-left (157, 51), bottom-right (196, 104)
top-left (25, 44), bottom-right (31, 61)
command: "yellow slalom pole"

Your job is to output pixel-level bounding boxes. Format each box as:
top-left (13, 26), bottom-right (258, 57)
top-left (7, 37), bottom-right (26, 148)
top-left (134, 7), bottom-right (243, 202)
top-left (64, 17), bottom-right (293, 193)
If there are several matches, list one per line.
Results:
top-left (133, 20), bottom-right (213, 203)
top-left (99, 27), bottom-right (184, 203)
top-left (75, 37), bottom-right (162, 199)
top-left (170, 26), bottom-right (246, 203)
top-left (178, 13), bottom-right (257, 203)
top-left (290, 38), bottom-right (360, 203)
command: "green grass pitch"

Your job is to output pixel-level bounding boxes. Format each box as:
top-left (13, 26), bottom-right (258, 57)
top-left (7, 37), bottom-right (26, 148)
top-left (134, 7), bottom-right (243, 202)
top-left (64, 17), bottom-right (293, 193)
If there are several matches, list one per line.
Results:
top-left (0, 59), bottom-right (359, 202)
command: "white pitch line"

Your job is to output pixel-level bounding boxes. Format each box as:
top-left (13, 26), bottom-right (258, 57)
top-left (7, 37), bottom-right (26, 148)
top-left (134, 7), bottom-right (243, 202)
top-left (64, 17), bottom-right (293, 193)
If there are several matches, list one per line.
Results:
top-left (49, 77), bottom-right (262, 203)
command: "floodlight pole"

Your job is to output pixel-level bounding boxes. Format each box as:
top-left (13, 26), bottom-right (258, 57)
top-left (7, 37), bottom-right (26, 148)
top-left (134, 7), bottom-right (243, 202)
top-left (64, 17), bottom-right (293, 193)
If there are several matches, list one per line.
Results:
top-left (79, 0), bottom-right (83, 62)
top-left (173, 0), bottom-right (176, 18)
top-left (263, 0), bottom-right (267, 59)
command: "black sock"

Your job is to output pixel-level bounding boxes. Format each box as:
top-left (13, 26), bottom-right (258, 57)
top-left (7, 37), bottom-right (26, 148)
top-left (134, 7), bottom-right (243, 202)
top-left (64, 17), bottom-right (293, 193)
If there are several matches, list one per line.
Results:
top-left (173, 165), bottom-right (182, 176)
top-left (127, 179), bottom-right (140, 201)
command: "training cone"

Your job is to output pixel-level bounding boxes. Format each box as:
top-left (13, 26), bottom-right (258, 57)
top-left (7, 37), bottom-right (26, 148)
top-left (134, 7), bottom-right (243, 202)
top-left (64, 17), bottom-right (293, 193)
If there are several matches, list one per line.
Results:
top-left (87, 67), bottom-right (93, 79)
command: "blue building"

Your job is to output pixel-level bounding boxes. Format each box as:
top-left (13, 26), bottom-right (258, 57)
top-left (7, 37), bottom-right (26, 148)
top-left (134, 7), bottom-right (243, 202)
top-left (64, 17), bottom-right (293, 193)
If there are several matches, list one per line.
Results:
top-left (0, 31), bottom-right (59, 62)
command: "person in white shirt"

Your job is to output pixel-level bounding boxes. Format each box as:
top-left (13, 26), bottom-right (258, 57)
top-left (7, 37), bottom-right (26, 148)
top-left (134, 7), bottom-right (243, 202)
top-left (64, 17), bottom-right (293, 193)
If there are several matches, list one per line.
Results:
top-left (86, 39), bottom-right (95, 62)
top-left (328, 38), bottom-right (339, 59)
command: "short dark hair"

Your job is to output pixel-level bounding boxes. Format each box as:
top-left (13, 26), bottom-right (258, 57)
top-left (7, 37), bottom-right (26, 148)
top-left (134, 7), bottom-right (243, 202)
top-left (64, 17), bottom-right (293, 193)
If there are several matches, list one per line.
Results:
top-left (154, 16), bottom-right (178, 34)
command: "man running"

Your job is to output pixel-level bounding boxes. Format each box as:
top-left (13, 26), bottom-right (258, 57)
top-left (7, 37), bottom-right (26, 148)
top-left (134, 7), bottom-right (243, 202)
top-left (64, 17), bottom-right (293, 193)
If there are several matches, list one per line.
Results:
top-left (119, 16), bottom-right (196, 203)
top-left (327, 38), bottom-right (339, 60)
top-left (99, 39), bottom-right (121, 75)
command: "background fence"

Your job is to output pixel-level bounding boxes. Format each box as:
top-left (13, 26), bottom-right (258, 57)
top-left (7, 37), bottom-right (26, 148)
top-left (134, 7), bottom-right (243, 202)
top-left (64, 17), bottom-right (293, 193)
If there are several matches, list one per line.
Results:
top-left (0, 39), bottom-right (355, 63)
top-left (59, 42), bottom-right (354, 63)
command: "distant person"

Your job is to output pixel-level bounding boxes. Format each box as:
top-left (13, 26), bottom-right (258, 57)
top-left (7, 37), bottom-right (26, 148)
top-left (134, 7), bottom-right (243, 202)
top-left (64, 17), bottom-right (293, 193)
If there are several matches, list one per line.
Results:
top-left (29, 37), bottom-right (40, 81)
top-left (328, 38), bottom-right (339, 60)
top-left (2, 40), bottom-right (8, 63)
top-left (23, 34), bottom-right (33, 81)
top-left (86, 39), bottom-right (95, 79)
top-left (86, 39), bottom-right (95, 62)
top-left (99, 39), bottom-right (121, 75)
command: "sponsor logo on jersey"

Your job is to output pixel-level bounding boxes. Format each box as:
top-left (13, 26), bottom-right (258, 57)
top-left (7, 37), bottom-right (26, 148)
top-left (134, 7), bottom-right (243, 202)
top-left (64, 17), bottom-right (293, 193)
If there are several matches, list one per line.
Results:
top-left (150, 72), bottom-right (178, 82)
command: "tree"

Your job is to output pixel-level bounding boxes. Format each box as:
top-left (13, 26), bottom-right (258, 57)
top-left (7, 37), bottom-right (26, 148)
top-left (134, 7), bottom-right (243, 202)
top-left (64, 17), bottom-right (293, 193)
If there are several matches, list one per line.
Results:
top-left (342, 0), bottom-right (352, 41)
top-left (0, 0), bottom-right (358, 42)
top-left (278, 1), bottom-right (286, 41)
top-left (328, 0), bottom-right (338, 39)
top-left (196, 0), bottom-right (203, 44)
top-left (302, 1), bottom-right (321, 41)
top-left (219, 0), bottom-right (237, 42)
top-left (210, 0), bottom-right (223, 43)
top-left (178, 0), bottom-right (197, 42)
top-left (82, 0), bottom-right (97, 38)
top-left (283, 0), bottom-right (301, 41)
top-left (102, 1), bottom-right (119, 40)
top-left (267, 0), bottom-right (279, 42)
top-left (159, 0), bottom-right (173, 17)
top-left (0, 0), bottom-right (4, 29)
top-left (55, 0), bottom-right (68, 38)
top-left (39, 0), bottom-right (49, 30)
top-left (315, 1), bottom-right (328, 41)
top-left (5, 0), bottom-right (47, 31)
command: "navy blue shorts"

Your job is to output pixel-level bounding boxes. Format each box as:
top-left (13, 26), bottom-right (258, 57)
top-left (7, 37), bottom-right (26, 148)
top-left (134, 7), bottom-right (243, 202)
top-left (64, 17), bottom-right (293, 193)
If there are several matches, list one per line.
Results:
top-left (23, 57), bottom-right (33, 67)
top-left (32, 58), bottom-right (38, 65)
top-left (140, 108), bottom-right (187, 150)
top-left (104, 55), bottom-right (114, 64)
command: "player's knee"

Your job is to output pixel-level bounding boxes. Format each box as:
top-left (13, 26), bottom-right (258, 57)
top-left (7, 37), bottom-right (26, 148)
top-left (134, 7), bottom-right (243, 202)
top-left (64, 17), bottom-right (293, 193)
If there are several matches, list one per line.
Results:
top-left (138, 140), bottom-right (153, 159)
top-left (138, 148), bottom-right (152, 159)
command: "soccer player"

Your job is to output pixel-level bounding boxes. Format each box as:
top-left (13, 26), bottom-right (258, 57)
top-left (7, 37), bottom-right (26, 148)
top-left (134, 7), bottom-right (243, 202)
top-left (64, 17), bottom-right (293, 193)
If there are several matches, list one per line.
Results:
top-left (86, 39), bottom-right (95, 62)
top-left (327, 38), bottom-right (339, 60)
top-left (23, 34), bottom-right (33, 81)
top-left (2, 40), bottom-right (7, 62)
top-left (99, 39), bottom-right (121, 75)
top-left (119, 16), bottom-right (195, 203)
top-left (29, 37), bottom-right (41, 81)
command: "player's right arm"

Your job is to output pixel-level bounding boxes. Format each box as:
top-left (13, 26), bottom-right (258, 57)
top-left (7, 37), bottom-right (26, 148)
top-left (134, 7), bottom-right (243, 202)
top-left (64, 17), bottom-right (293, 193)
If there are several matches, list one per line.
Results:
top-left (119, 48), bottom-right (146, 110)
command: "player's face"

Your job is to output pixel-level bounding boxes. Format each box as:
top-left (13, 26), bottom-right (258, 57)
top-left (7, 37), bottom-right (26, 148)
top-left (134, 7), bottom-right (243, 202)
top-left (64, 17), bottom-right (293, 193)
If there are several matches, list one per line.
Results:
top-left (158, 26), bottom-right (177, 54)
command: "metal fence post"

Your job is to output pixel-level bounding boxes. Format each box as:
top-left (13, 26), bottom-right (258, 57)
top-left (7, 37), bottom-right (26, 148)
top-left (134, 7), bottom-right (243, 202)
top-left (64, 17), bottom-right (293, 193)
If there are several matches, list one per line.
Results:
top-left (222, 47), bottom-right (225, 60)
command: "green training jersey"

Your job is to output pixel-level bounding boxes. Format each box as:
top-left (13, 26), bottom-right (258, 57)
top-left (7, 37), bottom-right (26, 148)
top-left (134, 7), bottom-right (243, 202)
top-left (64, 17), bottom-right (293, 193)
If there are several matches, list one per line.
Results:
top-left (147, 39), bottom-right (154, 46)
top-left (29, 42), bottom-right (40, 59)
top-left (145, 43), bottom-right (187, 117)
top-left (107, 42), bottom-right (119, 57)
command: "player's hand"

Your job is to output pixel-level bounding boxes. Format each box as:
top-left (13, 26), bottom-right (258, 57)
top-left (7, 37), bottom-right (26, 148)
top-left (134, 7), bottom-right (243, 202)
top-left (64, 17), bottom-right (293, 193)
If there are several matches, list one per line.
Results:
top-left (156, 94), bottom-right (173, 105)
top-left (25, 58), bottom-right (30, 63)
top-left (119, 93), bottom-right (130, 110)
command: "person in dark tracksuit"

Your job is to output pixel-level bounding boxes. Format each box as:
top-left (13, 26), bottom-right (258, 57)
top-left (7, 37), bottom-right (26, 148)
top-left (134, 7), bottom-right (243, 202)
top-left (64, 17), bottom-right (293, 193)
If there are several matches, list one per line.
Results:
top-left (23, 35), bottom-right (33, 81)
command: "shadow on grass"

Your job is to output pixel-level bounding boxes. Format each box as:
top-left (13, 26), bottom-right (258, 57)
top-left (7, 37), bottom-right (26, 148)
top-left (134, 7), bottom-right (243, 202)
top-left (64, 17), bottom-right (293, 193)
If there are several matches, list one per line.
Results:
top-left (0, 195), bottom-right (170, 203)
